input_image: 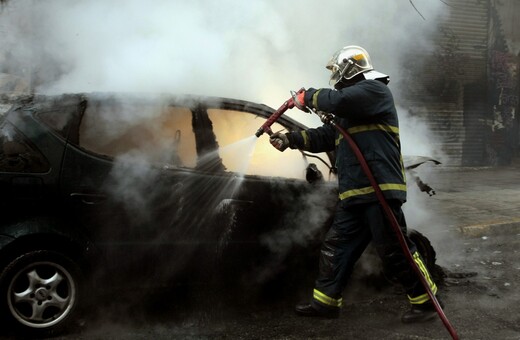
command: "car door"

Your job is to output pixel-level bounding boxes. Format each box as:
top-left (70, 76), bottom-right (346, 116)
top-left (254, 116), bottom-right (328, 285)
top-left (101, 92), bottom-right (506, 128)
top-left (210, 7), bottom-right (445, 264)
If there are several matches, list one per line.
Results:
top-left (0, 104), bottom-right (69, 231)
top-left (196, 104), bottom-right (338, 286)
top-left (57, 95), bottom-right (242, 286)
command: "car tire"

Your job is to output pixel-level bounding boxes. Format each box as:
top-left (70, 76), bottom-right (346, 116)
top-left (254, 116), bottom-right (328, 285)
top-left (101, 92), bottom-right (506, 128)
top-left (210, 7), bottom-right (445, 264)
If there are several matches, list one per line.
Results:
top-left (0, 250), bottom-right (82, 337)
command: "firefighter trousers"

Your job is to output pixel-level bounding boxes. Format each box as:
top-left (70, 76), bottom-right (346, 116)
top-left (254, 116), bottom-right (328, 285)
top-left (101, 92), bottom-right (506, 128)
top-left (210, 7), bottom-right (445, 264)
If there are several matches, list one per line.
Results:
top-left (311, 200), bottom-right (437, 313)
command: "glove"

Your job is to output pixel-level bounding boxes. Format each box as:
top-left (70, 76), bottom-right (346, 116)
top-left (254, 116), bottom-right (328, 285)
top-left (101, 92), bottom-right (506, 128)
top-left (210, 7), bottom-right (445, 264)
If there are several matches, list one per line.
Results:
top-left (291, 88), bottom-right (308, 112)
top-left (269, 132), bottom-right (290, 152)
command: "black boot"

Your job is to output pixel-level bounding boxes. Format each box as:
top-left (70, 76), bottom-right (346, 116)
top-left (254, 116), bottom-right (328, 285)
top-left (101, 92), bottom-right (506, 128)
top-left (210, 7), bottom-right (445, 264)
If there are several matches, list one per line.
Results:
top-left (401, 297), bottom-right (444, 324)
top-left (295, 303), bottom-right (339, 319)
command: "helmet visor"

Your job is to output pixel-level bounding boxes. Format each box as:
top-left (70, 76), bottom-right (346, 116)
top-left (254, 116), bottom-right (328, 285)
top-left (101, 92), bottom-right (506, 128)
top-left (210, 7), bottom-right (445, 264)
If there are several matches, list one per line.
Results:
top-left (325, 46), bottom-right (373, 86)
top-left (328, 63), bottom-right (342, 86)
top-left (326, 50), bottom-right (342, 86)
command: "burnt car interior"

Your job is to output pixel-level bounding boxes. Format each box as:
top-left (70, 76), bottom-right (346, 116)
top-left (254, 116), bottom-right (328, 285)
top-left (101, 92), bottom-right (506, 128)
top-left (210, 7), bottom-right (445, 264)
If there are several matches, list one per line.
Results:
top-left (73, 94), bottom-right (334, 180)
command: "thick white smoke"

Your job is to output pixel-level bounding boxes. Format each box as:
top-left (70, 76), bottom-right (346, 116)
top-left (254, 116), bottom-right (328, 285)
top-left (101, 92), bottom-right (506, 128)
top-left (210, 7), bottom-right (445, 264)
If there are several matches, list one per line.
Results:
top-left (1, 1), bottom-right (444, 109)
top-left (1, 0), bottom-right (449, 289)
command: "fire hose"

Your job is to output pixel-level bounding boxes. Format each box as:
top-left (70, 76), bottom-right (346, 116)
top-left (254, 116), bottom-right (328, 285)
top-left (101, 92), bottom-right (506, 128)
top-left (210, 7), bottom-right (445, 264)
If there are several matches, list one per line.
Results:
top-left (255, 91), bottom-right (459, 340)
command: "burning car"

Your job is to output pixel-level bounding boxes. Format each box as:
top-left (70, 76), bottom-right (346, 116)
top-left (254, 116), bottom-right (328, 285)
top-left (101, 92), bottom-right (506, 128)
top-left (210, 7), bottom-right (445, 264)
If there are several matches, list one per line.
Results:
top-left (0, 92), bottom-right (439, 336)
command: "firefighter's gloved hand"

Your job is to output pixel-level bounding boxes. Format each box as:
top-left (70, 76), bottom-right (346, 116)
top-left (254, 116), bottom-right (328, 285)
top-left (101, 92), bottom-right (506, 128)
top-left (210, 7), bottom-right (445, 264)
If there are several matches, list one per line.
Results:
top-left (269, 132), bottom-right (290, 152)
top-left (320, 112), bottom-right (335, 125)
top-left (291, 88), bottom-right (308, 112)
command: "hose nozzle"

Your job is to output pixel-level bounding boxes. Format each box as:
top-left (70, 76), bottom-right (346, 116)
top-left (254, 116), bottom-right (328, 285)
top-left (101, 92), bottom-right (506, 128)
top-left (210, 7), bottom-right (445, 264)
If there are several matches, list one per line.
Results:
top-left (255, 126), bottom-right (270, 138)
top-left (254, 98), bottom-right (294, 138)
top-left (255, 88), bottom-right (310, 138)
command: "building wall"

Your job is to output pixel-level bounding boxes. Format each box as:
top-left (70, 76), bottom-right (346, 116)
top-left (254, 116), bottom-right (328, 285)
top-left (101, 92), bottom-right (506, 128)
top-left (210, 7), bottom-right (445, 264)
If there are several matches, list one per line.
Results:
top-left (403, 0), bottom-right (519, 166)
top-left (487, 1), bottom-right (519, 165)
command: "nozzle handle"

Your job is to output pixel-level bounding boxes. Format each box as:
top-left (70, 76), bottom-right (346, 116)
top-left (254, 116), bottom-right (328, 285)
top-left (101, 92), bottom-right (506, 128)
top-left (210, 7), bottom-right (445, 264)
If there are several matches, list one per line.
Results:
top-left (255, 98), bottom-right (294, 137)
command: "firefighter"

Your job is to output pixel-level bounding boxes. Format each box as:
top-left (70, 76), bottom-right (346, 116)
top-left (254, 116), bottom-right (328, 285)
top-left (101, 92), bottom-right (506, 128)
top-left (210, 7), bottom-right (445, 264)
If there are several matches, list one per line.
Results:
top-left (269, 45), bottom-right (441, 323)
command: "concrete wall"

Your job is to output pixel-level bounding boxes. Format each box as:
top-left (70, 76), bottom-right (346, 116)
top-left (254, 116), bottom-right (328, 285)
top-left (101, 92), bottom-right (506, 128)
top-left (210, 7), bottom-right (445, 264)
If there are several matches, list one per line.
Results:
top-left (403, 0), bottom-right (519, 166)
top-left (487, 1), bottom-right (520, 165)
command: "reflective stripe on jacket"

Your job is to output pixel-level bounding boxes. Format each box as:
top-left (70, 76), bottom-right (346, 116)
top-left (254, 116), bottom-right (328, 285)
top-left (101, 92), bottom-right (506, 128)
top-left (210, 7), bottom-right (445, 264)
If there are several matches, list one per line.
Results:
top-left (288, 79), bottom-right (406, 205)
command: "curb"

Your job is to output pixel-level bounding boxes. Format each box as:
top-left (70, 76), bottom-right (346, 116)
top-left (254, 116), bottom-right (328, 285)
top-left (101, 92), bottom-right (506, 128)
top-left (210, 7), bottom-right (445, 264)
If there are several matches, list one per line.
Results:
top-left (459, 218), bottom-right (520, 237)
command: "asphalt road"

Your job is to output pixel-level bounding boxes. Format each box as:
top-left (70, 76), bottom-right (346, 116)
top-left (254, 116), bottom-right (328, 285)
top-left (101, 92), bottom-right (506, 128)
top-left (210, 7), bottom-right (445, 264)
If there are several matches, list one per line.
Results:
top-left (32, 231), bottom-right (513, 340)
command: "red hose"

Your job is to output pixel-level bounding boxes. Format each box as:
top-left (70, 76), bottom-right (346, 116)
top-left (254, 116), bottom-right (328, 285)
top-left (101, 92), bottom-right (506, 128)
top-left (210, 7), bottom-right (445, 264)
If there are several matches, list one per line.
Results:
top-left (331, 121), bottom-right (459, 340)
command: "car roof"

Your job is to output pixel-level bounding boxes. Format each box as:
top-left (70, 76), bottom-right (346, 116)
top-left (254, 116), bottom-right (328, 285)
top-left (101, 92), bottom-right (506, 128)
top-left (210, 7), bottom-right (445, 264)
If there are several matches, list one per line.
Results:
top-left (2, 92), bottom-right (309, 133)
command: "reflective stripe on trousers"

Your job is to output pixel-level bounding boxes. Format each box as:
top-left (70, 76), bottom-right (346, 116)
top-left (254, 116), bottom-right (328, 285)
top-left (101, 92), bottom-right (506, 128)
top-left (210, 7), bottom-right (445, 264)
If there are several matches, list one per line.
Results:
top-left (408, 251), bottom-right (438, 304)
top-left (313, 288), bottom-right (343, 308)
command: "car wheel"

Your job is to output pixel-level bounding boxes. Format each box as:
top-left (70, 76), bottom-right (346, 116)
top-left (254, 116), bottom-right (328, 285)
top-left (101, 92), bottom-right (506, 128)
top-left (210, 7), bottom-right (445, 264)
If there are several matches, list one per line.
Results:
top-left (0, 250), bottom-right (82, 336)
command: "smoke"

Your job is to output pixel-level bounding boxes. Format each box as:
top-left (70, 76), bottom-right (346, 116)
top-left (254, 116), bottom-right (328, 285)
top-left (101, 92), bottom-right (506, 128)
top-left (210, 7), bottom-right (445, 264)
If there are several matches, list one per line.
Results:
top-left (0, 0), bottom-right (449, 178)
top-left (256, 182), bottom-right (335, 281)
top-left (1, 1), bottom-right (444, 104)
top-left (0, 0), bottom-right (448, 173)
top-left (1, 0), bottom-right (450, 311)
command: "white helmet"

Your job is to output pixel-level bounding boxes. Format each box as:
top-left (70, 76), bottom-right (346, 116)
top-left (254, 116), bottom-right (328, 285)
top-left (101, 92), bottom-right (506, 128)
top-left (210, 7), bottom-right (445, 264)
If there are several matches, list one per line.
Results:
top-left (326, 45), bottom-right (389, 86)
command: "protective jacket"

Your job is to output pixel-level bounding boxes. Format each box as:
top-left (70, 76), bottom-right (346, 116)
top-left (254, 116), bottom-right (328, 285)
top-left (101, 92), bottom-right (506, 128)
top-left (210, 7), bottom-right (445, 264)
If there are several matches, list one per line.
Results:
top-left (287, 79), bottom-right (406, 206)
